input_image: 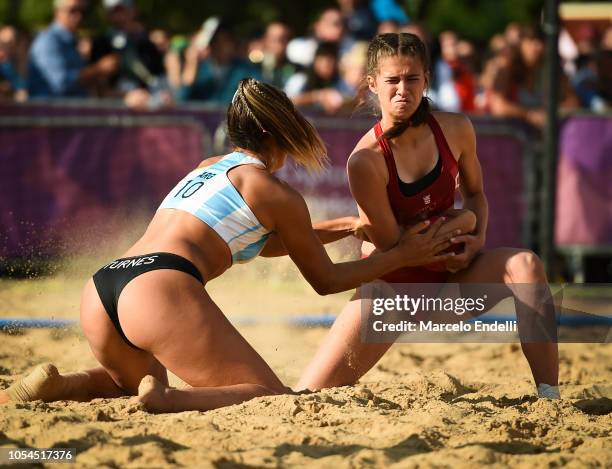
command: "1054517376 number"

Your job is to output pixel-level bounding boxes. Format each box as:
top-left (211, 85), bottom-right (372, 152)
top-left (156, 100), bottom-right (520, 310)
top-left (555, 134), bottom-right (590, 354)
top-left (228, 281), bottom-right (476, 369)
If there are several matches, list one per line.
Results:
top-left (1, 448), bottom-right (76, 463)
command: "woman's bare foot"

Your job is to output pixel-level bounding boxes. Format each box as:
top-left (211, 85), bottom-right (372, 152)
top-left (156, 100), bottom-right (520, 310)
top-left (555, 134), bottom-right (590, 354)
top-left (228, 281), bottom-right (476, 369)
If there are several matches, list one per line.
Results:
top-left (0, 364), bottom-right (68, 403)
top-left (137, 375), bottom-right (173, 413)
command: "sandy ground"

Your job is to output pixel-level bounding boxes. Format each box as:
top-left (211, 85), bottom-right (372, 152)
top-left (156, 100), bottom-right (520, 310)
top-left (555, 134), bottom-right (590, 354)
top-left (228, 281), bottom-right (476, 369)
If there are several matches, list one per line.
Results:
top-left (1, 250), bottom-right (611, 468)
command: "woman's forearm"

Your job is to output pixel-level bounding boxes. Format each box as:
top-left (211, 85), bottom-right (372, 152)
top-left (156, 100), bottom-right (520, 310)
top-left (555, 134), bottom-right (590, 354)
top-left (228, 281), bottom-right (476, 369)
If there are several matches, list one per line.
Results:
top-left (182, 55), bottom-right (199, 86)
top-left (260, 217), bottom-right (358, 258)
top-left (313, 216), bottom-right (358, 245)
top-left (463, 191), bottom-right (488, 242)
top-left (313, 246), bottom-right (406, 295)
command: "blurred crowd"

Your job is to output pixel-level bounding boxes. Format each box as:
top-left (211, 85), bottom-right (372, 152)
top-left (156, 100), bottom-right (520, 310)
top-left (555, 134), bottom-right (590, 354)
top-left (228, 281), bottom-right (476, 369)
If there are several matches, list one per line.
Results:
top-left (1, 0), bottom-right (611, 124)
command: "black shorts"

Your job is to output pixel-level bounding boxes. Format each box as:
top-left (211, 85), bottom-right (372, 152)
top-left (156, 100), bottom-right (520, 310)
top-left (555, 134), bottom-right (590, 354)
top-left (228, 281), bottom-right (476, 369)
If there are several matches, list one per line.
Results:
top-left (92, 252), bottom-right (204, 350)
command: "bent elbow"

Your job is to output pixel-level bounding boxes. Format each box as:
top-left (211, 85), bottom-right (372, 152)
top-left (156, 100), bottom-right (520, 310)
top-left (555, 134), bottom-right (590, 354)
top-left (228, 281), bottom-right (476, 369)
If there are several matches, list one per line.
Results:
top-left (312, 278), bottom-right (336, 296)
top-left (313, 282), bottom-right (331, 296)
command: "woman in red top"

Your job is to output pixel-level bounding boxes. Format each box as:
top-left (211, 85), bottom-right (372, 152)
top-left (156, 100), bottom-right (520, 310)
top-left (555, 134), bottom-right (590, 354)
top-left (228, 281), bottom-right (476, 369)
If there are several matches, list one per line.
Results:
top-left (297, 33), bottom-right (560, 399)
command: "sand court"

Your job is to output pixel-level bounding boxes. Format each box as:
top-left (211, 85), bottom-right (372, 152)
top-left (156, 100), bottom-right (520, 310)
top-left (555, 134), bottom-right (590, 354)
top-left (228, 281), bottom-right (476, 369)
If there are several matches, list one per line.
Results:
top-left (1, 256), bottom-right (610, 468)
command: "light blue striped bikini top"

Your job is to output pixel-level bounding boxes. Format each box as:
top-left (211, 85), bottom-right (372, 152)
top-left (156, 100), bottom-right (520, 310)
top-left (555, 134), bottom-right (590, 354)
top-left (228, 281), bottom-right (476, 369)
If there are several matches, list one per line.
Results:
top-left (158, 151), bottom-right (271, 264)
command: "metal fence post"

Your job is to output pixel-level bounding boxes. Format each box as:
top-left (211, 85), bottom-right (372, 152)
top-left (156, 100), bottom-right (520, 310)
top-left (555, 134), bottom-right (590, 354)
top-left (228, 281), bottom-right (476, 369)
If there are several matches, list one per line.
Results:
top-left (541, 0), bottom-right (560, 278)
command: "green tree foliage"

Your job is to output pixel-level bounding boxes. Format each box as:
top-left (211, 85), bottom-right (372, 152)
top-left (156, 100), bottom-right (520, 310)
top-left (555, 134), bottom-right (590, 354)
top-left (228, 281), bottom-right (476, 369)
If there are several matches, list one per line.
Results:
top-left (0, 0), bottom-right (334, 36)
top-left (0, 0), bottom-right (545, 40)
top-left (132, 0), bottom-right (333, 36)
top-left (407, 0), bottom-right (544, 41)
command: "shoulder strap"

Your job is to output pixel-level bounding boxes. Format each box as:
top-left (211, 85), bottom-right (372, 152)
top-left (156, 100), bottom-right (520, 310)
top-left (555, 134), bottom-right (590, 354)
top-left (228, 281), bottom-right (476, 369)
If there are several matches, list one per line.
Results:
top-left (236, 154), bottom-right (266, 168)
top-left (427, 114), bottom-right (458, 170)
top-left (217, 152), bottom-right (266, 174)
top-left (374, 122), bottom-right (399, 185)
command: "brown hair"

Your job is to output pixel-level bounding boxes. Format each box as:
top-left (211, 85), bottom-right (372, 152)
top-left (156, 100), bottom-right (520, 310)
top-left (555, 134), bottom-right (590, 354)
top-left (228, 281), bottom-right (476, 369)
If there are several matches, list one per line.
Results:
top-left (227, 78), bottom-right (327, 172)
top-left (364, 33), bottom-right (432, 140)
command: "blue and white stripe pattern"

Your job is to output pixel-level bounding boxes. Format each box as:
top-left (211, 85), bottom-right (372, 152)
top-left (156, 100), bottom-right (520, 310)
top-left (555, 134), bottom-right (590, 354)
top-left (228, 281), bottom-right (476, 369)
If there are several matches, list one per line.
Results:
top-left (158, 152), bottom-right (270, 264)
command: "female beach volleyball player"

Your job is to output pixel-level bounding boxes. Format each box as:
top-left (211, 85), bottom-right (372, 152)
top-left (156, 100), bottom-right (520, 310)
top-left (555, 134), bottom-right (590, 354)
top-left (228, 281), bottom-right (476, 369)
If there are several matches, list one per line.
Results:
top-left (0, 78), bottom-right (458, 413)
top-left (296, 33), bottom-right (560, 399)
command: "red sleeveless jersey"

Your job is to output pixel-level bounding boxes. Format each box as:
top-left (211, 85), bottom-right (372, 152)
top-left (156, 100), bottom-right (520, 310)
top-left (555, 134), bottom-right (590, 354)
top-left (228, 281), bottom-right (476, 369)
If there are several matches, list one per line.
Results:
top-left (370, 113), bottom-right (459, 283)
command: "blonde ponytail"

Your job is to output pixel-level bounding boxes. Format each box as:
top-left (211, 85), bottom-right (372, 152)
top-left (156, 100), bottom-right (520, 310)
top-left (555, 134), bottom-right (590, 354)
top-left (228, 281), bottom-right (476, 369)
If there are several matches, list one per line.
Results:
top-left (227, 78), bottom-right (328, 172)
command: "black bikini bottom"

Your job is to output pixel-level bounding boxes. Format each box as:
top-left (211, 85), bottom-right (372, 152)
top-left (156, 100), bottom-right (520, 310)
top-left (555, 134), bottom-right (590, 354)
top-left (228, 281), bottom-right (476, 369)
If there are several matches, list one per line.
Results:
top-left (92, 252), bottom-right (204, 350)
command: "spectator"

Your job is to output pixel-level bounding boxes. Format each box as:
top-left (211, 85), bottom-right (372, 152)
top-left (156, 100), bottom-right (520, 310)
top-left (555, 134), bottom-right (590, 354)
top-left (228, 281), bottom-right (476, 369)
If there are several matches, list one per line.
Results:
top-left (1, 25), bottom-right (32, 94)
top-left (0, 29), bottom-right (27, 101)
top-left (27, 0), bottom-right (119, 98)
top-left (488, 33), bottom-right (507, 54)
top-left (504, 22), bottom-right (522, 47)
top-left (599, 27), bottom-right (612, 77)
top-left (149, 29), bottom-right (170, 56)
top-left (399, 22), bottom-right (428, 43)
top-left (559, 27), bottom-right (579, 77)
top-left (570, 27), bottom-right (600, 111)
top-left (259, 22), bottom-right (301, 89)
top-left (587, 26), bottom-right (612, 111)
top-left (377, 20), bottom-right (399, 35)
top-left (0, 26), bottom-right (17, 58)
top-left (91, 0), bottom-right (170, 109)
top-left (480, 25), bottom-right (578, 127)
top-left (149, 29), bottom-right (186, 99)
top-left (162, 35), bottom-right (189, 95)
top-left (400, 22), bottom-right (437, 63)
top-left (287, 7), bottom-right (354, 67)
top-left (0, 25), bottom-right (27, 78)
top-left (457, 38), bottom-right (478, 71)
top-left (516, 26), bottom-right (546, 109)
top-left (180, 20), bottom-right (260, 104)
top-left (77, 34), bottom-right (92, 61)
top-left (245, 30), bottom-right (265, 65)
top-left (336, 0), bottom-right (377, 40)
top-left (520, 26), bottom-right (579, 112)
top-left (285, 41), bottom-right (344, 114)
top-left (432, 30), bottom-right (476, 112)
top-left (337, 41), bottom-right (368, 103)
top-left (399, 23), bottom-right (438, 70)
top-left (370, 0), bottom-right (409, 25)
top-left (479, 41), bottom-right (541, 124)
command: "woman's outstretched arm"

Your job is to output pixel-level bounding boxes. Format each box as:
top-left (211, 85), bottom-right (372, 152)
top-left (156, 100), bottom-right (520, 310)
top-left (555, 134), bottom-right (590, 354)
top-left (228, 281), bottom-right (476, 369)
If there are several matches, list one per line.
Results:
top-left (264, 182), bottom-right (453, 295)
top-left (259, 216), bottom-right (362, 257)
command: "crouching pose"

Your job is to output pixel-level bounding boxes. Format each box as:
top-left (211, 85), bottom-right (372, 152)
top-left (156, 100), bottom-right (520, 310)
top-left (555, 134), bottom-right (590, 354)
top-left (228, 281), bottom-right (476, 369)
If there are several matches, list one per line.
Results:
top-left (297, 33), bottom-right (560, 399)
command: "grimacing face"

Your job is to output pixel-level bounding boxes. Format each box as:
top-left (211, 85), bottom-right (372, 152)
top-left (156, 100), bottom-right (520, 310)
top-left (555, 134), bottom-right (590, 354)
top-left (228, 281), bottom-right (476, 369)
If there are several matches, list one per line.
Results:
top-left (367, 54), bottom-right (428, 122)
